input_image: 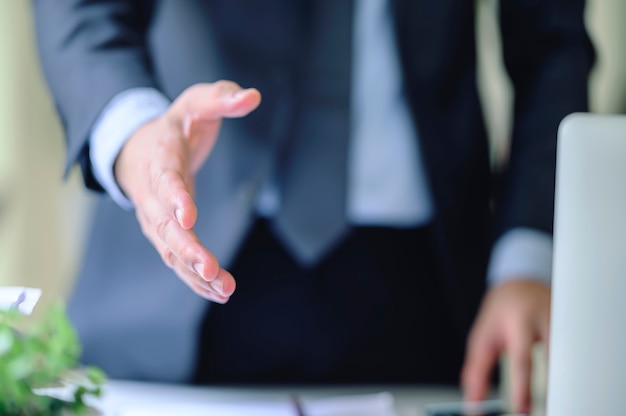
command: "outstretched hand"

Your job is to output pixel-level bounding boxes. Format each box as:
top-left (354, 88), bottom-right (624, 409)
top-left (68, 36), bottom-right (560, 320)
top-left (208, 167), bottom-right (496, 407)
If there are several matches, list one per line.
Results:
top-left (114, 81), bottom-right (262, 303)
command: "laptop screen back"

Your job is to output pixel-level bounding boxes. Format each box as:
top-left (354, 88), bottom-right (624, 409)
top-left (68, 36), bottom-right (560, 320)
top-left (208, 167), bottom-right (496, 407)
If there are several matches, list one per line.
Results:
top-left (548, 113), bottom-right (626, 415)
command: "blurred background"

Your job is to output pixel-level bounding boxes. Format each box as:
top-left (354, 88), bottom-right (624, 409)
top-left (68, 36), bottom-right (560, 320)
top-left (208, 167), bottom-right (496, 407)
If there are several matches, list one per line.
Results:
top-left (0, 0), bottom-right (624, 396)
top-left (0, 1), bottom-right (95, 309)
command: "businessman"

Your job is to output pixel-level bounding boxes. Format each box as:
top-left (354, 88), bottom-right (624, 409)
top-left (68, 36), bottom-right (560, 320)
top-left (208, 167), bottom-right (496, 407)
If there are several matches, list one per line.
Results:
top-left (34, 0), bottom-right (593, 412)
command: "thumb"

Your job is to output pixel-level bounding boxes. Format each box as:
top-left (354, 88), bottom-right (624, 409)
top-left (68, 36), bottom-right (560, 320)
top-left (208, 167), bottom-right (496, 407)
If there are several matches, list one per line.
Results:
top-left (170, 81), bottom-right (262, 127)
top-left (168, 81), bottom-right (262, 172)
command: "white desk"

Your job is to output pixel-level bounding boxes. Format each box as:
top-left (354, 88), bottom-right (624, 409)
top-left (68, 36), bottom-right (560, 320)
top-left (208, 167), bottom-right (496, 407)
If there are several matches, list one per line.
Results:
top-left (96, 380), bottom-right (494, 416)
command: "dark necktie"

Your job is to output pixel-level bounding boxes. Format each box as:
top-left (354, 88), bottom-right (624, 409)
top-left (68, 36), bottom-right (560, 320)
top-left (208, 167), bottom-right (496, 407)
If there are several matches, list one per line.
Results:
top-left (273, 0), bottom-right (353, 266)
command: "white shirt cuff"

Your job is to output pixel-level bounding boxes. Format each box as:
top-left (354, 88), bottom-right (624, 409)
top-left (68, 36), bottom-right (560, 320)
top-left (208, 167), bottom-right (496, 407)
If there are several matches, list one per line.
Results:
top-left (89, 88), bottom-right (171, 210)
top-left (487, 228), bottom-right (553, 287)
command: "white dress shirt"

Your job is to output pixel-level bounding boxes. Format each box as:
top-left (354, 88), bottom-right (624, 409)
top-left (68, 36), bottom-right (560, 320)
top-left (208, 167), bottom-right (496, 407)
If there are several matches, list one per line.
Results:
top-left (88, 0), bottom-right (552, 286)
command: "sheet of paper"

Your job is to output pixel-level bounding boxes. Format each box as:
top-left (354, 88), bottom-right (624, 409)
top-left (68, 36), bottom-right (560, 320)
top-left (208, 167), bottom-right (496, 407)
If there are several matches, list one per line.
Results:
top-left (107, 392), bottom-right (397, 416)
top-left (305, 392), bottom-right (396, 416)
top-left (0, 286), bottom-right (42, 315)
top-left (115, 402), bottom-right (292, 416)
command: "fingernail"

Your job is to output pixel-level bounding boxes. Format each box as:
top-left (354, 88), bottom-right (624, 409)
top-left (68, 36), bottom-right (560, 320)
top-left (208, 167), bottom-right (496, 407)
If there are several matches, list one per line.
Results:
top-left (193, 263), bottom-right (204, 278)
top-left (211, 279), bottom-right (224, 296)
top-left (231, 89), bottom-right (248, 100)
top-left (175, 208), bottom-right (183, 226)
top-left (182, 115), bottom-right (192, 137)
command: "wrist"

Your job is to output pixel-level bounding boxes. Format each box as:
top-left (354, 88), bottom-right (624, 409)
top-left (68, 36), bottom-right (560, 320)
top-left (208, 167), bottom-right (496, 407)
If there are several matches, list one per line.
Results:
top-left (113, 117), bottom-right (160, 203)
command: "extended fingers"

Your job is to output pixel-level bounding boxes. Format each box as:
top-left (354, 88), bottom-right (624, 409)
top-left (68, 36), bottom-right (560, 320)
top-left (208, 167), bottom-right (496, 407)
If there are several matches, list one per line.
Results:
top-left (139, 196), bottom-right (219, 280)
top-left (136, 196), bottom-right (236, 299)
top-left (148, 131), bottom-right (198, 230)
top-left (171, 257), bottom-right (233, 304)
top-left (152, 166), bottom-right (197, 230)
top-left (462, 331), bottom-right (501, 404)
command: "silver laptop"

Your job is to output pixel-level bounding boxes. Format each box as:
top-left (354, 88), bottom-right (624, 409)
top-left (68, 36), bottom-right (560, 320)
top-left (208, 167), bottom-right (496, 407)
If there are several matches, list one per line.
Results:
top-left (548, 113), bottom-right (626, 415)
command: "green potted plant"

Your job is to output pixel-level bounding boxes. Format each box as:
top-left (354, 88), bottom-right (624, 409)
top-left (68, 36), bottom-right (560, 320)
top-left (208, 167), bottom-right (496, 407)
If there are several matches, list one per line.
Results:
top-left (0, 305), bottom-right (105, 415)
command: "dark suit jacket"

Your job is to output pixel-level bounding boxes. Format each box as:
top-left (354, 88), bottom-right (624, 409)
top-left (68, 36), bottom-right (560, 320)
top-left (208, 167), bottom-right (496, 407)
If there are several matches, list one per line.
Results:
top-left (34, 0), bottom-right (594, 381)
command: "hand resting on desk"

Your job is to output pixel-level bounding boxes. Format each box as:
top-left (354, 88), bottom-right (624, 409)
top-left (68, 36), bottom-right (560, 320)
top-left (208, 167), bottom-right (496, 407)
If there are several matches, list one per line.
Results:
top-left (462, 279), bottom-right (551, 414)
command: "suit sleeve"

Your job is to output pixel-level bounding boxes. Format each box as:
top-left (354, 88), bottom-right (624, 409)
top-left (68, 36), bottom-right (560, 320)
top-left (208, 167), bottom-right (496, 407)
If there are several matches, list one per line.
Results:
top-left (495, 0), bottom-right (595, 237)
top-left (33, 0), bottom-right (158, 191)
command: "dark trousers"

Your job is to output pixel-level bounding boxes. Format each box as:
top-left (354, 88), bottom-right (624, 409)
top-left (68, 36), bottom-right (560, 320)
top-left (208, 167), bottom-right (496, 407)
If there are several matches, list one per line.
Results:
top-left (194, 219), bottom-right (465, 385)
